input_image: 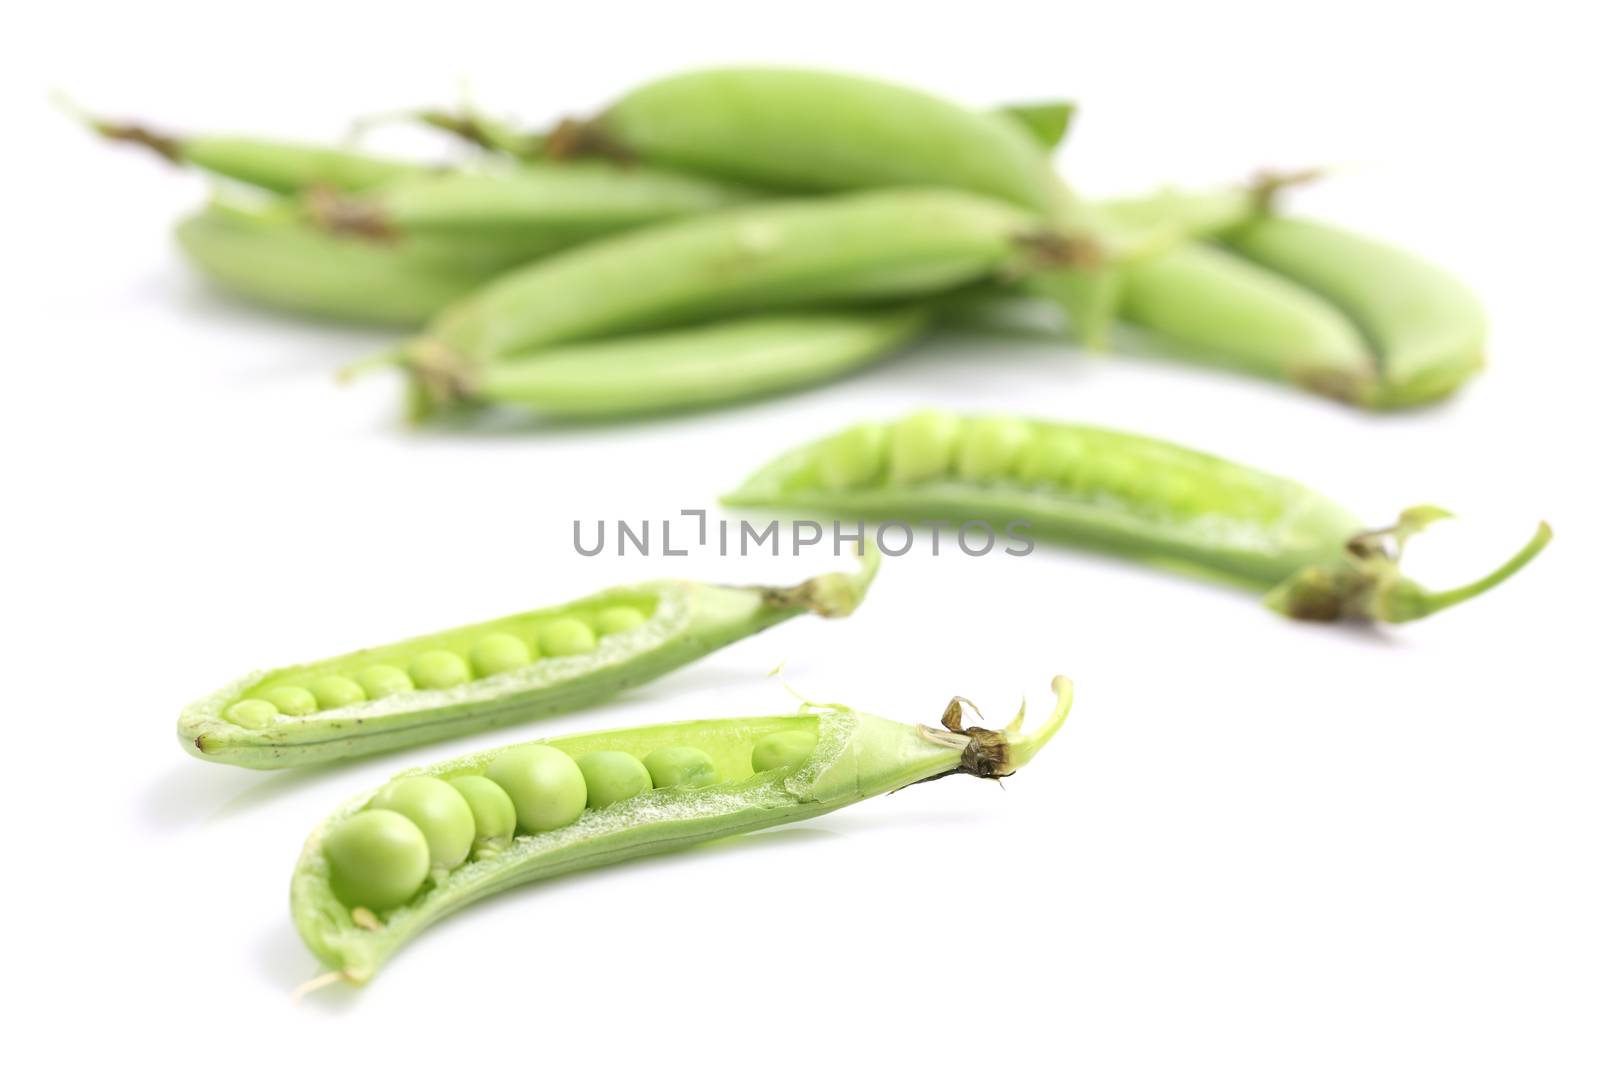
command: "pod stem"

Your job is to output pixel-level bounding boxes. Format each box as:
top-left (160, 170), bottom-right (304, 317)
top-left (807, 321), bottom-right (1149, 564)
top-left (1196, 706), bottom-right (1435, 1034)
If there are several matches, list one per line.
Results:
top-left (303, 185), bottom-right (395, 240)
top-left (912, 676), bottom-right (1074, 783)
top-left (54, 91), bottom-right (183, 163)
top-left (1388, 520), bottom-right (1553, 621)
top-left (1265, 509), bottom-right (1552, 623)
top-left (761, 542), bottom-right (882, 618)
top-left (410, 107), bottom-right (545, 158)
top-left (336, 345), bottom-right (410, 384)
top-left (542, 117), bottom-right (634, 163)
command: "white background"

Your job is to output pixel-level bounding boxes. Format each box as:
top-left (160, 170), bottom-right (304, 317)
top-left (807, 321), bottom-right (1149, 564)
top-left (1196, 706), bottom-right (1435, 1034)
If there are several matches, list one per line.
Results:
top-left (7, 1), bottom-right (1597, 1062)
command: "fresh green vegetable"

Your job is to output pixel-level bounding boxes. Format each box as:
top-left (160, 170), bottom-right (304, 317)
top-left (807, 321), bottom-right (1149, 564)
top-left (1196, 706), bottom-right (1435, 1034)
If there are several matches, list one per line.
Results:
top-left (292, 676), bottom-right (1073, 985)
top-left (1223, 216), bottom-right (1486, 407)
top-left (725, 412), bottom-right (1550, 623)
top-left (180, 554), bottom-right (878, 768)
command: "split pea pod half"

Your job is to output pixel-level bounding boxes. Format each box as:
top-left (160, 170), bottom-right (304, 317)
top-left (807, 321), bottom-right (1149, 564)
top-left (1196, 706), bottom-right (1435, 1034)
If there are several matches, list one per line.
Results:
top-left (423, 307), bottom-right (932, 422)
top-left (292, 676), bottom-right (1072, 986)
top-left (180, 553), bottom-right (878, 768)
top-left (176, 200), bottom-right (556, 327)
top-left (723, 412), bottom-right (1551, 623)
top-left (407, 188), bottom-right (1081, 381)
top-left (1222, 217), bottom-right (1487, 408)
top-left (75, 105), bottom-right (421, 194)
top-left (302, 161), bottom-right (755, 243)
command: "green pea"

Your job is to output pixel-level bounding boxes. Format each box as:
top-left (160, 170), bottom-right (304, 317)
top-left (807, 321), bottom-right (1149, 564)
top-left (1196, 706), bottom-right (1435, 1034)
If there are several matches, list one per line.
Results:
top-left (308, 675), bottom-right (366, 709)
top-left (642, 746), bottom-right (719, 789)
top-left (594, 606), bottom-right (647, 637)
top-left (486, 744), bottom-right (587, 832)
top-left (886, 410), bottom-right (961, 484)
top-left (815, 423), bottom-right (886, 491)
top-left (1013, 431), bottom-right (1085, 485)
top-left (223, 698), bottom-right (276, 729)
top-left (369, 776), bottom-right (475, 872)
top-left (956, 417), bottom-right (1034, 480)
top-left (575, 751), bottom-right (653, 809)
top-left (408, 650), bottom-right (471, 689)
top-left (540, 618), bottom-right (596, 657)
top-left (262, 686), bottom-right (318, 717)
top-left (470, 632), bottom-right (533, 677)
top-left (448, 776), bottom-right (517, 854)
top-left (354, 665), bottom-right (415, 699)
top-left (750, 729), bottom-right (818, 773)
top-left (323, 809), bottom-right (430, 911)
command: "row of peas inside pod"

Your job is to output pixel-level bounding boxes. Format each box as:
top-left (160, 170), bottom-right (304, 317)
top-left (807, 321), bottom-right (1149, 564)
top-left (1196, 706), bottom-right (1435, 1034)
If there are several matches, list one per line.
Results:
top-left (324, 731), bottom-right (818, 914)
top-left (222, 605), bottom-right (650, 729)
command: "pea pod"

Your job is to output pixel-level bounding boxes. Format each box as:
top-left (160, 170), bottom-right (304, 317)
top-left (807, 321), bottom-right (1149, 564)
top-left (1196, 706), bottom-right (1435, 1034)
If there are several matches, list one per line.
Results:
top-left (292, 676), bottom-right (1073, 985)
top-left (412, 188), bottom-right (1075, 369)
top-left (419, 307), bottom-right (931, 421)
top-left (1115, 242), bottom-right (1376, 401)
top-left (723, 412), bottom-right (1550, 623)
top-left (304, 161), bottom-right (755, 242)
top-left (1222, 217), bottom-right (1486, 408)
top-left (419, 96), bottom-right (1077, 158)
top-left (541, 68), bottom-right (1065, 214)
top-left (180, 554), bottom-right (878, 768)
top-left (176, 200), bottom-right (554, 327)
top-left (80, 109), bottom-right (420, 193)
top-left (996, 101), bottom-right (1076, 150)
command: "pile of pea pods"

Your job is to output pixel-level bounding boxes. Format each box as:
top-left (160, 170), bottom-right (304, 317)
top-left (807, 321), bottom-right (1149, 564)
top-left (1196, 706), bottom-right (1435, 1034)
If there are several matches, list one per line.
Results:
top-left (109, 68), bottom-right (1551, 989)
top-left (89, 66), bottom-right (1485, 416)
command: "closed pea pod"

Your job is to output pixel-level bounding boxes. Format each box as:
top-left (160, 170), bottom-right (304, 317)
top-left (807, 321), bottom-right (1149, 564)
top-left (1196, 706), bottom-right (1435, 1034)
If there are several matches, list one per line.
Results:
top-left (420, 92), bottom-right (1077, 164)
top-left (422, 308), bottom-right (930, 421)
top-left (176, 201), bottom-right (548, 328)
top-left (77, 107), bottom-right (422, 193)
top-left (1222, 216), bottom-right (1487, 408)
top-left (292, 676), bottom-right (1073, 985)
top-left (1115, 242), bottom-right (1377, 401)
top-left (181, 553), bottom-right (877, 768)
top-left (554, 68), bottom-right (1064, 213)
top-left (724, 412), bottom-right (1550, 624)
top-left (305, 162), bottom-right (755, 243)
top-left (410, 188), bottom-right (1075, 374)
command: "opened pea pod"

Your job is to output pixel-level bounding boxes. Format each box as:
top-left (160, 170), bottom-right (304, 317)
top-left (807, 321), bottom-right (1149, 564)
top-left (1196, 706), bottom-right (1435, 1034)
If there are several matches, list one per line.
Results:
top-left (724, 412), bottom-right (1550, 623)
top-left (179, 553), bottom-right (877, 768)
top-left (292, 675), bottom-right (1072, 986)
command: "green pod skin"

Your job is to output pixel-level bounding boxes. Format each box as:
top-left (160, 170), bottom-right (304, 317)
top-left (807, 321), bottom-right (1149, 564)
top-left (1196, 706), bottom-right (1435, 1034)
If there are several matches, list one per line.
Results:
top-left (724, 413), bottom-right (1551, 624)
top-left (996, 102), bottom-right (1076, 151)
top-left (420, 98), bottom-right (1075, 159)
top-left (306, 161), bottom-right (756, 242)
top-left (571, 68), bottom-right (1062, 213)
top-left (88, 117), bottom-right (420, 194)
top-left (178, 553), bottom-right (878, 768)
top-left (1021, 183), bottom-right (1282, 346)
top-left (1115, 243), bottom-right (1377, 402)
top-left (433, 308), bottom-right (931, 421)
top-left (1222, 217), bottom-right (1487, 408)
top-left (176, 201), bottom-right (557, 327)
top-left (291, 676), bottom-right (1073, 985)
top-left (417, 188), bottom-right (1060, 367)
